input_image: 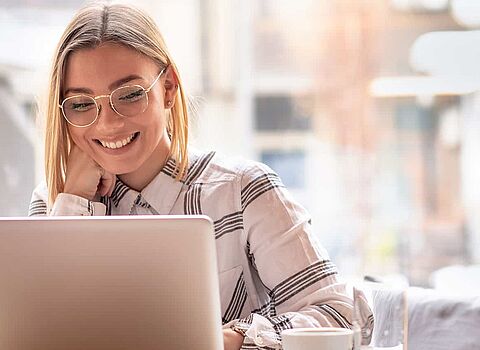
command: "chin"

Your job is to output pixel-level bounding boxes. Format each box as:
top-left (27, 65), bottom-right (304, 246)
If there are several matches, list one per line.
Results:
top-left (101, 161), bottom-right (141, 176)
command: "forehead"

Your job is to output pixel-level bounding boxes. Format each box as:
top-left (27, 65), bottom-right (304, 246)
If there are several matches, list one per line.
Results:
top-left (64, 43), bottom-right (158, 89)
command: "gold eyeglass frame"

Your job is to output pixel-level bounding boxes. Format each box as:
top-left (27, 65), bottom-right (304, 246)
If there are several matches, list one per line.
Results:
top-left (59, 67), bottom-right (166, 128)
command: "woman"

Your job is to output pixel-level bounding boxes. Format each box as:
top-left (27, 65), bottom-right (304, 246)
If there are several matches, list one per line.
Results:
top-left (29, 2), bottom-right (373, 349)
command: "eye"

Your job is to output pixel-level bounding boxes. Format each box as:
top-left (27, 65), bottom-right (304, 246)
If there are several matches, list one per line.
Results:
top-left (65, 98), bottom-right (96, 112)
top-left (117, 88), bottom-right (145, 103)
top-left (71, 102), bottom-right (96, 111)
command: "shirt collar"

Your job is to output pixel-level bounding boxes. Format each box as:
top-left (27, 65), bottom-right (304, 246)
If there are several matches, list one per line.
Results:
top-left (109, 149), bottom-right (203, 215)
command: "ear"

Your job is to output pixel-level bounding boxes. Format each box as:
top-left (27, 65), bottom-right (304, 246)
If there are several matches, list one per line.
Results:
top-left (163, 65), bottom-right (179, 109)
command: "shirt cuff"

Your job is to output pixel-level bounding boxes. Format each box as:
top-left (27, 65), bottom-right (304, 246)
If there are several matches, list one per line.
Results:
top-left (50, 193), bottom-right (106, 216)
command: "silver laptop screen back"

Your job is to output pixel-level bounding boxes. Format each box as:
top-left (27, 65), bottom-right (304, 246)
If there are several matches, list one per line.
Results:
top-left (0, 216), bottom-right (223, 350)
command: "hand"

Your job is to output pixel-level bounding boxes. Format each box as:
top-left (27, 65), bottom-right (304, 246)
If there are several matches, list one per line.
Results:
top-left (223, 328), bottom-right (244, 350)
top-left (64, 145), bottom-right (116, 200)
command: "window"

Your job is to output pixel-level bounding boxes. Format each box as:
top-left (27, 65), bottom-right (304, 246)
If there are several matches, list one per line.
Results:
top-left (261, 150), bottom-right (306, 188)
top-left (255, 95), bottom-right (311, 131)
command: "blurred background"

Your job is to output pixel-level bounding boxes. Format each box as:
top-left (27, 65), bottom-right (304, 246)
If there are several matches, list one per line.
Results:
top-left (1, 0), bottom-right (480, 290)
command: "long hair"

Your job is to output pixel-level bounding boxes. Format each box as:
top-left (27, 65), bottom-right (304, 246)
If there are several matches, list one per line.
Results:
top-left (44, 1), bottom-right (189, 208)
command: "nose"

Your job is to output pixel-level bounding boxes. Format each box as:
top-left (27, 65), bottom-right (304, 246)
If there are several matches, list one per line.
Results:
top-left (95, 98), bottom-right (125, 132)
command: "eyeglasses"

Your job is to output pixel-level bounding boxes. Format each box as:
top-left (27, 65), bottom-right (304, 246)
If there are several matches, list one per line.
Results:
top-left (59, 67), bottom-right (166, 128)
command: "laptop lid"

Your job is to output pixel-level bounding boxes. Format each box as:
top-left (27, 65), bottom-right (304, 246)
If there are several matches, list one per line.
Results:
top-left (0, 215), bottom-right (223, 350)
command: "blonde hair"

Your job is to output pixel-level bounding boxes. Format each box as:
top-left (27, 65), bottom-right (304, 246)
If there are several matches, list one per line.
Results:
top-left (44, 1), bottom-right (189, 208)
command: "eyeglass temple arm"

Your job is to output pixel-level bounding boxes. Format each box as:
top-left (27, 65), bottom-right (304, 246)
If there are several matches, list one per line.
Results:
top-left (145, 66), bottom-right (167, 93)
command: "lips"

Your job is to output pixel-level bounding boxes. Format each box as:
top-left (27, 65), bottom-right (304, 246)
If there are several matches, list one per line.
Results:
top-left (95, 132), bottom-right (140, 149)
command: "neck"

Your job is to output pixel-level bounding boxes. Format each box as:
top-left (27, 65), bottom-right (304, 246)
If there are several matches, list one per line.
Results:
top-left (118, 136), bottom-right (171, 192)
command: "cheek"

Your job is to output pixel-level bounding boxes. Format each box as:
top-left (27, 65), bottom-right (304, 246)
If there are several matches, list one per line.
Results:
top-left (142, 107), bottom-right (167, 132)
top-left (68, 127), bottom-right (92, 153)
top-left (67, 126), bottom-right (81, 145)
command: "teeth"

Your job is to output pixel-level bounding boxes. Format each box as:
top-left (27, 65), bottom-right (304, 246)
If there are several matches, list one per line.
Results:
top-left (99, 133), bottom-right (136, 149)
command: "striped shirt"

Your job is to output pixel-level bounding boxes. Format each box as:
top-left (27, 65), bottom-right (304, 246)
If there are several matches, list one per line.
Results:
top-left (29, 149), bottom-right (373, 349)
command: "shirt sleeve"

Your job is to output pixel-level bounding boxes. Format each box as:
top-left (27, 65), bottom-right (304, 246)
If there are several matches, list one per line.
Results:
top-left (235, 162), bottom-right (374, 349)
top-left (28, 182), bottom-right (106, 216)
top-left (50, 193), bottom-right (106, 216)
top-left (28, 182), bottom-right (49, 216)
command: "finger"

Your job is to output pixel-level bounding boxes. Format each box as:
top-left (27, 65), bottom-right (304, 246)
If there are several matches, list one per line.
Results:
top-left (95, 169), bottom-right (106, 197)
top-left (99, 171), bottom-right (115, 197)
top-left (97, 181), bottom-right (108, 197)
top-left (107, 175), bottom-right (116, 197)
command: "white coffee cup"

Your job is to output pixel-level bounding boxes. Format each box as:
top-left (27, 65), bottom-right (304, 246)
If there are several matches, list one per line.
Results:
top-left (282, 327), bottom-right (354, 350)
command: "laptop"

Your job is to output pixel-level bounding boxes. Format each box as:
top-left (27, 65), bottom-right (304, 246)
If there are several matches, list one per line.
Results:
top-left (0, 215), bottom-right (223, 350)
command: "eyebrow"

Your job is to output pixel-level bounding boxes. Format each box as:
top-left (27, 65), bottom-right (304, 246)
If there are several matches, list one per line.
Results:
top-left (64, 74), bottom-right (145, 96)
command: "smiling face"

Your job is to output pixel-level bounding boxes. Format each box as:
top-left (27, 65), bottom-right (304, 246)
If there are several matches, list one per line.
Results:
top-left (63, 43), bottom-right (174, 187)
